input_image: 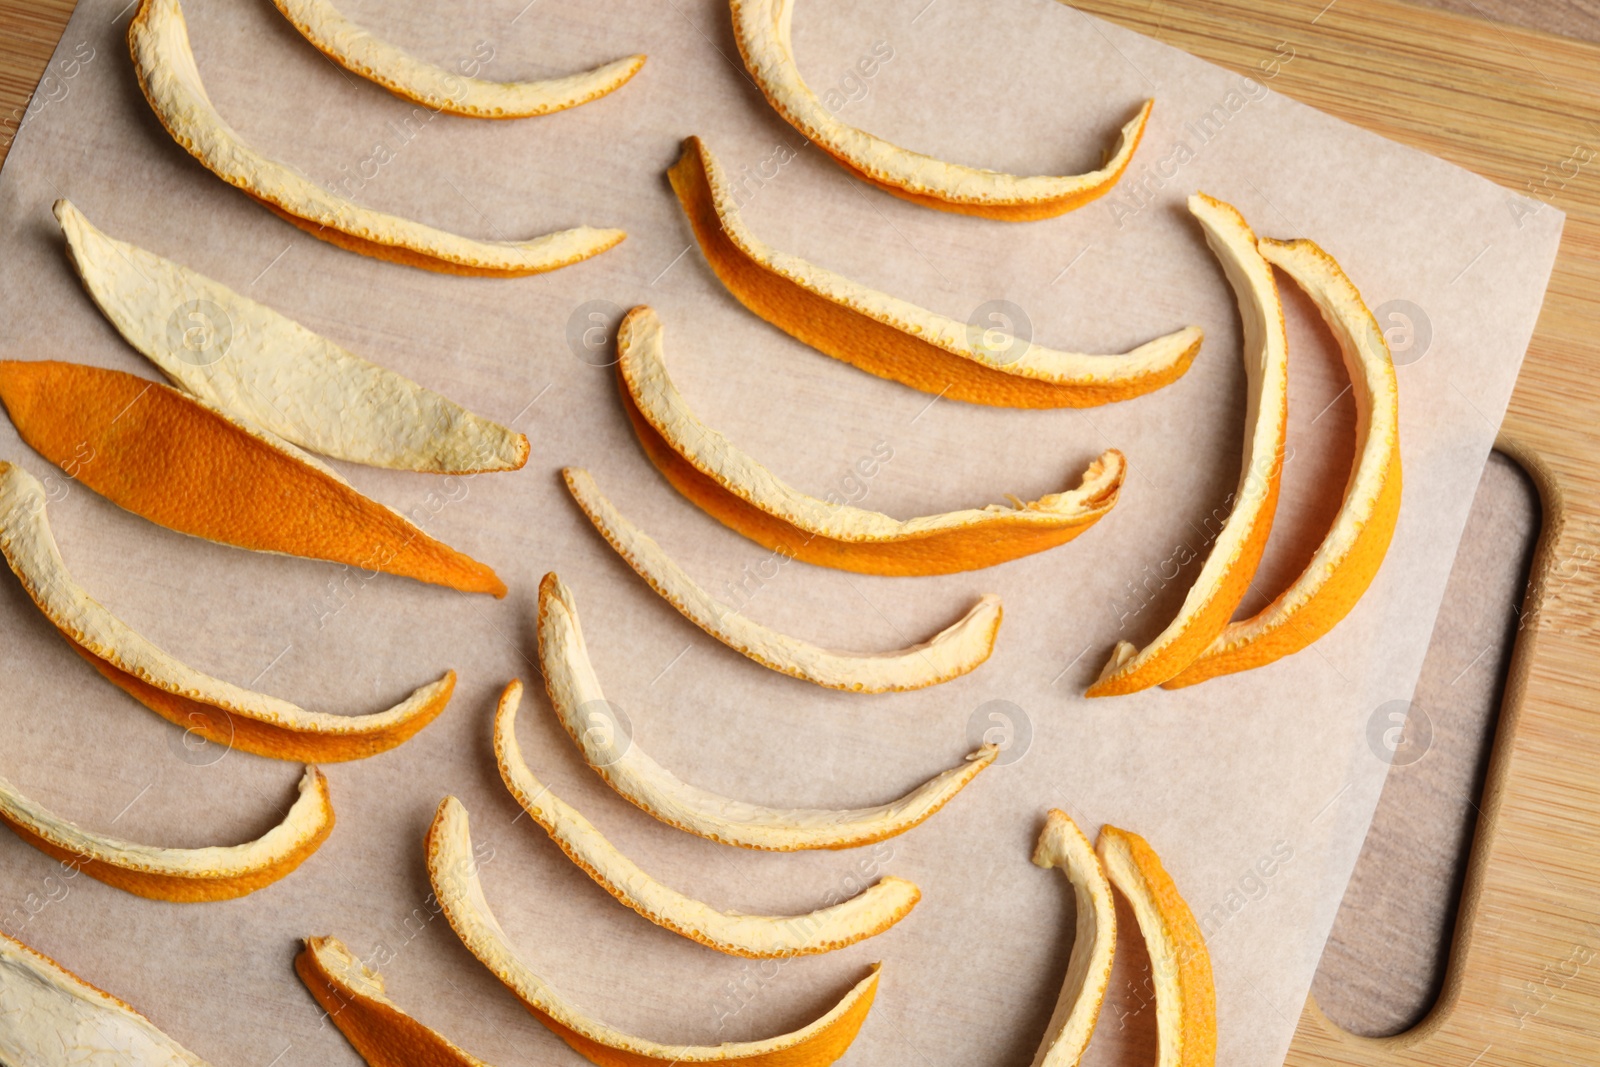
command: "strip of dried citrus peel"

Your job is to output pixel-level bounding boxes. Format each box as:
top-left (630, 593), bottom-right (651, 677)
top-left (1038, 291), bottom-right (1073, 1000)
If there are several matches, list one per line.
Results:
top-left (563, 467), bottom-right (1001, 691)
top-left (428, 796), bottom-right (882, 1065)
top-left (1097, 826), bottom-right (1216, 1067)
top-left (0, 363), bottom-right (506, 597)
top-left (670, 137), bottom-right (1202, 408)
top-left (0, 462), bottom-right (456, 762)
top-left (1030, 810), bottom-right (1117, 1067)
top-left (731, 0), bottom-right (1148, 220)
top-left (0, 931), bottom-right (220, 1064)
top-left (538, 572), bottom-right (996, 850)
top-left (619, 306), bottom-right (1126, 574)
top-left (1086, 194), bottom-right (1288, 697)
top-left (0, 766), bottom-right (332, 902)
top-left (129, 0), bottom-right (624, 275)
top-left (1163, 237), bottom-right (1402, 688)
top-left (496, 680), bottom-right (919, 956)
top-left (57, 200), bottom-right (529, 474)
top-left (270, 0), bottom-right (644, 119)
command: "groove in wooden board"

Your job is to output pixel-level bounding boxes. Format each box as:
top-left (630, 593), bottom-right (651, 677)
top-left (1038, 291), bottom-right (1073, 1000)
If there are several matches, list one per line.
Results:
top-left (1068, 1), bottom-right (1600, 1064)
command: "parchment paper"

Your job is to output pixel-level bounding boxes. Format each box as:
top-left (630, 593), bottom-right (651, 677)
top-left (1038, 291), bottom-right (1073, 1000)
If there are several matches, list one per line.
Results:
top-left (0, 1), bottom-right (1564, 1064)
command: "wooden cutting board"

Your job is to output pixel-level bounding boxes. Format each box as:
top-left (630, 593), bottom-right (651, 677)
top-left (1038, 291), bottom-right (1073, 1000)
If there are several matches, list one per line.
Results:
top-left (1, 0), bottom-right (1595, 1063)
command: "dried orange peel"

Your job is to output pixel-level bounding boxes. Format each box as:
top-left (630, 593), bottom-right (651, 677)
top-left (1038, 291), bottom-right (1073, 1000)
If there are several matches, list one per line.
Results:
top-left (1164, 237), bottom-right (1402, 688)
top-left (670, 137), bottom-right (1201, 407)
top-left (428, 795), bottom-right (882, 1065)
top-left (0, 362), bottom-right (507, 596)
top-left (495, 681), bottom-right (919, 956)
top-left (730, 0), bottom-right (1148, 220)
top-left (1097, 825), bottom-right (1216, 1067)
top-left (1087, 193), bottom-right (1288, 696)
top-left (1030, 810), bottom-right (1117, 1067)
top-left (538, 572), bottom-right (996, 850)
top-left (0, 766), bottom-right (332, 902)
top-left (270, 0), bottom-right (644, 118)
top-left (129, 0), bottom-right (624, 275)
top-left (57, 200), bottom-right (529, 474)
top-left (0, 931), bottom-right (220, 1063)
top-left (563, 467), bottom-right (1001, 691)
top-left (0, 462), bottom-right (456, 762)
top-left (619, 306), bottom-right (1125, 574)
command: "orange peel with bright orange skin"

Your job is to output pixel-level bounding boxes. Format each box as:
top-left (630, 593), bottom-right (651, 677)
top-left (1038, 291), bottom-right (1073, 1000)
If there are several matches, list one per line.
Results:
top-left (428, 795), bottom-right (882, 1067)
top-left (129, 0), bottom-right (624, 275)
top-left (1163, 236), bottom-right (1401, 688)
top-left (1097, 825), bottom-right (1216, 1067)
top-left (0, 362), bottom-right (506, 597)
top-left (669, 137), bottom-right (1202, 408)
top-left (618, 306), bottom-right (1125, 575)
top-left (1087, 193), bottom-right (1288, 696)
top-left (0, 766), bottom-right (333, 902)
top-left (731, 0), bottom-right (1149, 220)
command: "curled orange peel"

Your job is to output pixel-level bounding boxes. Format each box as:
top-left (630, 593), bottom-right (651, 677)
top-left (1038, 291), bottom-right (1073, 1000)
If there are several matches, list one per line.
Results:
top-left (562, 467), bottom-right (1001, 691)
top-left (669, 137), bottom-right (1201, 408)
top-left (1087, 194), bottom-right (1288, 697)
top-left (495, 680), bottom-right (920, 956)
top-left (619, 306), bottom-right (1126, 574)
top-left (428, 795), bottom-right (883, 1065)
top-left (129, 0), bottom-right (624, 275)
top-left (270, 0), bottom-right (644, 118)
top-left (0, 766), bottom-right (333, 902)
top-left (0, 462), bottom-right (455, 762)
top-left (1163, 236), bottom-right (1402, 688)
top-left (0, 363), bottom-right (506, 597)
top-left (730, 0), bottom-right (1149, 220)
top-left (0, 931), bottom-right (219, 1062)
top-left (1030, 810), bottom-right (1117, 1067)
top-left (538, 573), bottom-right (996, 850)
top-left (1097, 825), bottom-right (1216, 1067)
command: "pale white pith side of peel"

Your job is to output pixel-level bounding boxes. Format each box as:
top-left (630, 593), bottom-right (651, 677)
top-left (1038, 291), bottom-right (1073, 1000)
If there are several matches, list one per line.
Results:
top-left (1097, 832), bottom-right (1193, 1067)
top-left (621, 306), bottom-right (1126, 539)
top-left (539, 573), bottom-right (996, 850)
top-left (0, 933), bottom-right (214, 1066)
top-left (0, 767), bottom-right (330, 880)
top-left (691, 138), bottom-right (1201, 383)
top-left (271, 0), bottom-right (644, 118)
top-left (731, 0), bottom-right (1150, 206)
top-left (56, 199), bottom-right (528, 473)
top-left (130, 0), bottom-right (624, 272)
top-left (495, 681), bottom-right (918, 956)
top-left (0, 462), bottom-right (452, 734)
top-left (562, 467), bottom-right (1002, 692)
top-left (429, 795), bottom-right (882, 1058)
top-left (1029, 811), bottom-right (1118, 1067)
top-left (1093, 193), bottom-right (1289, 686)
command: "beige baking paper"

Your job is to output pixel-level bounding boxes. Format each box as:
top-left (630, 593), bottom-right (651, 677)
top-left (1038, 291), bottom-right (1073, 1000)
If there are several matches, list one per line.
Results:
top-left (0, 0), bottom-right (1564, 1064)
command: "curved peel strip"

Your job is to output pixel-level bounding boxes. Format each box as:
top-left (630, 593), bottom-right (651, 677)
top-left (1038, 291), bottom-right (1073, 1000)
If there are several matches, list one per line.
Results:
top-left (0, 766), bottom-right (332, 902)
top-left (670, 137), bottom-right (1201, 408)
top-left (57, 199), bottom-right (529, 474)
top-left (563, 467), bottom-right (1001, 691)
top-left (1097, 826), bottom-right (1216, 1067)
top-left (0, 932), bottom-right (217, 1064)
top-left (271, 0), bottom-right (644, 118)
top-left (428, 795), bottom-right (882, 1064)
top-left (129, 0), bottom-right (624, 275)
top-left (1029, 810), bottom-right (1117, 1067)
top-left (1086, 194), bottom-right (1288, 697)
top-left (538, 572), bottom-right (996, 850)
top-left (731, 0), bottom-right (1148, 219)
top-left (620, 306), bottom-right (1125, 574)
top-left (0, 462), bottom-right (455, 762)
top-left (0, 364), bottom-right (506, 597)
top-left (495, 680), bottom-right (919, 956)
top-left (1163, 237), bottom-right (1402, 688)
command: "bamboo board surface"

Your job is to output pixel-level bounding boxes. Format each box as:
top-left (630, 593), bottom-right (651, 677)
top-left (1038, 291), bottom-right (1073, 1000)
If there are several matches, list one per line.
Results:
top-left (0, 0), bottom-right (1595, 1064)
